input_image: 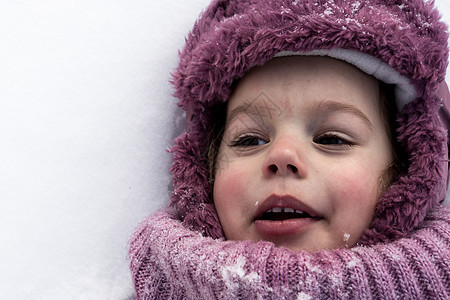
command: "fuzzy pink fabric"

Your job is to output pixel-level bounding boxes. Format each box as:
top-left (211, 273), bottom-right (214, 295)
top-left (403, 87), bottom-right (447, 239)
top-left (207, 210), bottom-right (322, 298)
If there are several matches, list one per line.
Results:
top-left (130, 206), bottom-right (450, 299)
top-left (130, 0), bottom-right (450, 298)
top-left (169, 0), bottom-right (449, 242)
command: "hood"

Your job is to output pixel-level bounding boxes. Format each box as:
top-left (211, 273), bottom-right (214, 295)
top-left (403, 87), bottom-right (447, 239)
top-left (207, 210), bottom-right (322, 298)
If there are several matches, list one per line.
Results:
top-left (169, 0), bottom-right (449, 244)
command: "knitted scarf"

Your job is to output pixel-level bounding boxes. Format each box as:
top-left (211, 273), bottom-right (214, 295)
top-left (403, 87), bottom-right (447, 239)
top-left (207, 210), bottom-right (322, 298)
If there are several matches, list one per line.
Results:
top-left (129, 206), bottom-right (450, 299)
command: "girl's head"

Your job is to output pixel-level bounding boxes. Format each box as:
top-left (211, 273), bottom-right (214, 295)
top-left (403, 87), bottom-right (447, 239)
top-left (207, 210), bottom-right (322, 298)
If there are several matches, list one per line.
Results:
top-left (211, 55), bottom-right (397, 252)
top-left (170, 0), bottom-right (448, 250)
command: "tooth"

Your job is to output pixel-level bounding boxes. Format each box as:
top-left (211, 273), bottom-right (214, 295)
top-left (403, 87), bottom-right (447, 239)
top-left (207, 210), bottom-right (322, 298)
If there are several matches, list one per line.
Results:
top-left (284, 208), bottom-right (294, 213)
top-left (272, 207), bottom-right (282, 213)
top-left (295, 210), bottom-right (304, 214)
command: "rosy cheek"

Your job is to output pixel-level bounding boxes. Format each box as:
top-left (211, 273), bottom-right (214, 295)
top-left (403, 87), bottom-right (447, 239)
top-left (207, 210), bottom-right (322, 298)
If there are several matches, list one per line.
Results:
top-left (213, 163), bottom-right (248, 211)
top-left (341, 172), bottom-right (370, 196)
top-left (213, 163), bottom-right (252, 240)
top-left (341, 158), bottom-right (380, 193)
top-left (328, 168), bottom-right (379, 235)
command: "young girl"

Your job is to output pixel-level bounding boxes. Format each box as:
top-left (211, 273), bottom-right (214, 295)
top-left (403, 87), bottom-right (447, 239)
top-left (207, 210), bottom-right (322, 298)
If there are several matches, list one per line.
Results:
top-left (130, 0), bottom-right (450, 298)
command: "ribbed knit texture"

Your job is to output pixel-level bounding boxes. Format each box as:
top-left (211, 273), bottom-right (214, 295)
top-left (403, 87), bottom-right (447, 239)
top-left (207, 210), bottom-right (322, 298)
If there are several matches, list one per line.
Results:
top-left (130, 206), bottom-right (450, 299)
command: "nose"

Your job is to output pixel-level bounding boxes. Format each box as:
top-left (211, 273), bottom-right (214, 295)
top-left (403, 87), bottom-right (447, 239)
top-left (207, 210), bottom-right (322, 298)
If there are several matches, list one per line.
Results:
top-left (262, 137), bottom-right (307, 178)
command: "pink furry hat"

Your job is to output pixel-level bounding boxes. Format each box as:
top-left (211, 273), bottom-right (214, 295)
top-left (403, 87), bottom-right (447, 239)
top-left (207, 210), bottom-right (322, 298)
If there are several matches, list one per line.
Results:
top-left (169, 0), bottom-right (449, 244)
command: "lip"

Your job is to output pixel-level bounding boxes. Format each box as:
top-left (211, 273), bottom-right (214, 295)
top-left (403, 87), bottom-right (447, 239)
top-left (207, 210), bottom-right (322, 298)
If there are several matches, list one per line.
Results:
top-left (253, 194), bottom-right (321, 237)
top-left (254, 194), bottom-right (319, 219)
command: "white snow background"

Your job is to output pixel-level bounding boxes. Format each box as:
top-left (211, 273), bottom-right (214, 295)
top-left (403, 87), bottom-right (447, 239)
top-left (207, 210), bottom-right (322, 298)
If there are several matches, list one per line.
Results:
top-left (0, 0), bottom-right (449, 298)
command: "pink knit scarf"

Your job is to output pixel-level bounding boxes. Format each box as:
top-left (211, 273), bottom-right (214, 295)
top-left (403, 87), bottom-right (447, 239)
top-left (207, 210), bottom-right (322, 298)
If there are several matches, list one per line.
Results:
top-left (129, 206), bottom-right (450, 299)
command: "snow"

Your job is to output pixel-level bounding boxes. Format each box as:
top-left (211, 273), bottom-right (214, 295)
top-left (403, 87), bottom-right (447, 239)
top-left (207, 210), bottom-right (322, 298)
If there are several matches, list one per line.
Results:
top-left (0, 0), bottom-right (210, 298)
top-left (343, 233), bottom-right (350, 241)
top-left (221, 256), bottom-right (262, 296)
top-left (297, 292), bottom-right (312, 300)
top-left (0, 0), bottom-right (449, 298)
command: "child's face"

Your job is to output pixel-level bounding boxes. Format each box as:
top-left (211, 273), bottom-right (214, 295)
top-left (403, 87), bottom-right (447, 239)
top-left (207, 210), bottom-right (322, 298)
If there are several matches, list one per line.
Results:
top-left (213, 56), bottom-right (393, 252)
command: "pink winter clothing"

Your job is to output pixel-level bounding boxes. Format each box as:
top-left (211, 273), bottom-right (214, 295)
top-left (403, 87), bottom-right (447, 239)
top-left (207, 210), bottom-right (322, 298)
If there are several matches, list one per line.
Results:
top-left (130, 0), bottom-right (450, 298)
top-left (130, 207), bottom-right (450, 299)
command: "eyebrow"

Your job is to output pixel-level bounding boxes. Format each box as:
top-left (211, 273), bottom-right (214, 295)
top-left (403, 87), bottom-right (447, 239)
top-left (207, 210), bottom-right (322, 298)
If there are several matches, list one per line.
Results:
top-left (226, 99), bottom-right (374, 129)
top-left (226, 101), bottom-right (278, 128)
top-left (226, 103), bottom-right (251, 126)
top-left (310, 100), bottom-right (374, 129)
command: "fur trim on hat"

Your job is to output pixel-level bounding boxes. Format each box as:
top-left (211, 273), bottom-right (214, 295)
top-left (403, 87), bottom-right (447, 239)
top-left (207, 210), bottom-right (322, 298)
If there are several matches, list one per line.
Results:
top-left (169, 0), bottom-right (449, 243)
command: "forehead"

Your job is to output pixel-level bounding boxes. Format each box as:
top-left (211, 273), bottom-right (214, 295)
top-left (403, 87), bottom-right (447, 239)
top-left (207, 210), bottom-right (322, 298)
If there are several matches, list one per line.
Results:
top-left (227, 56), bottom-right (381, 118)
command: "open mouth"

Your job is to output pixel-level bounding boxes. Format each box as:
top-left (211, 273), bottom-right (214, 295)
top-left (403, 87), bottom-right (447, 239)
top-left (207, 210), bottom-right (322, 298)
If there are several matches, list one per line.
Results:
top-left (254, 195), bottom-right (321, 236)
top-left (258, 207), bottom-right (315, 221)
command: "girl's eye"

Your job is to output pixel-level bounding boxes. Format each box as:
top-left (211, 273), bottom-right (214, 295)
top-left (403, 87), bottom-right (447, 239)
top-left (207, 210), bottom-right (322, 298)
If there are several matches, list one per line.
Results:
top-left (230, 135), bottom-right (267, 147)
top-left (314, 133), bottom-right (353, 146)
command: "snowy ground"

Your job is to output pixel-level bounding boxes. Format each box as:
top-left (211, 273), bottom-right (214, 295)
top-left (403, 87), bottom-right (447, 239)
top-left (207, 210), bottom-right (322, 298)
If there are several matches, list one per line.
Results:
top-left (0, 1), bottom-right (449, 298)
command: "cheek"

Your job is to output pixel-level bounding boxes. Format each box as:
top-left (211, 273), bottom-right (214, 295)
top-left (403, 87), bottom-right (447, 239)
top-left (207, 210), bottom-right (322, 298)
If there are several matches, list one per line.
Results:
top-left (213, 162), bottom-right (249, 219)
top-left (214, 158), bottom-right (248, 195)
top-left (213, 161), bottom-right (255, 240)
top-left (335, 155), bottom-right (383, 195)
top-left (323, 166), bottom-right (380, 248)
top-left (327, 163), bottom-right (380, 222)
top-left (338, 175), bottom-right (378, 208)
